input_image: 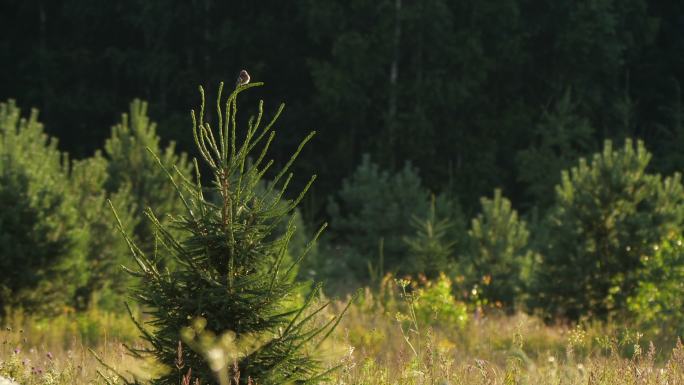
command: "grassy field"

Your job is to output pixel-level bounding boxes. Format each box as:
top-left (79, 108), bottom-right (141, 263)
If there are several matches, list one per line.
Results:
top-left (0, 282), bottom-right (682, 385)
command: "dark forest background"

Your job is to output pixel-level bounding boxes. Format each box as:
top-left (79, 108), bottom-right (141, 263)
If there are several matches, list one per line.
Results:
top-left (4, 0), bottom-right (684, 219)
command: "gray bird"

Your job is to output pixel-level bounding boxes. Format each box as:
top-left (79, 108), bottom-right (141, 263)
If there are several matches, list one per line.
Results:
top-left (236, 70), bottom-right (250, 87)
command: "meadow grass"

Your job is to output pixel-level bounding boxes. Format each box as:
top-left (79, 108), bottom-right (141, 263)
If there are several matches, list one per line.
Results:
top-left (319, 281), bottom-right (684, 385)
top-left (0, 308), bottom-right (157, 384)
top-left (0, 290), bottom-right (682, 385)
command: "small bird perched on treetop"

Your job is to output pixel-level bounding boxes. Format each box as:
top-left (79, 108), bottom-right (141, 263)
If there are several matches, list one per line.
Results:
top-left (236, 69), bottom-right (250, 87)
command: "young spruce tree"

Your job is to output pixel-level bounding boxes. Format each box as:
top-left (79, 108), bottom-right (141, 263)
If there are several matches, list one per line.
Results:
top-left (112, 82), bottom-right (349, 384)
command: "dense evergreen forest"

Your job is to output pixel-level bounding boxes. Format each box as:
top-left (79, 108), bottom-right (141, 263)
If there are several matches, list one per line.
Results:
top-left (3, 0), bottom-right (684, 215)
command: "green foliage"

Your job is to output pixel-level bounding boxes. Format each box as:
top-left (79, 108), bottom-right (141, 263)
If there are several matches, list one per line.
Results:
top-left (0, 0), bottom-right (674, 212)
top-left (516, 90), bottom-right (596, 209)
top-left (0, 99), bottom-right (144, 314)
top-left (628, 236), bottom-right (684, 339)
top-left (327, 157), bottom-right (467, 284)
top-left (413, 274), bottom-right (468, 329)
top-left (0, 100), bottom-right (88, 315)
top-left (69, 154), bottom-right (138, 310)
top-left (112, 83), bottom-right (348, 384)
top-left (327, 155), bottom-right (429, 278)
top-left (403, 196), bottom-right (458, 279)
top-left (104, 99), bottom-right (192, 255)
top-left (306, 0), bottom-right (527, 202)
top-left (467, 189), bottom-right (532, 308)
top-left (533, 139), bottom-right (684, 320)
top-left (286, 209), bottom-right (320, 282)
top-left (255, 179), bottom-right (316, 282)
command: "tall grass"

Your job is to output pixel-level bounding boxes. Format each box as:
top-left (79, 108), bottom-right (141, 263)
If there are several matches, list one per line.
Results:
top-left (0, 308), bottom-right (156, 384)
top-left (0, 285), bottom-right (682, 385)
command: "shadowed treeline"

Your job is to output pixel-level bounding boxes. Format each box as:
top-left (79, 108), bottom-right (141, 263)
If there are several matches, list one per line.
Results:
top-left (3, 0), bottom-right (684, 214)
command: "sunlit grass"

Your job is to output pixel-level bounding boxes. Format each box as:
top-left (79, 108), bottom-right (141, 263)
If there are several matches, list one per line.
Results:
top-left (0, 285), bottom-right (682, 385)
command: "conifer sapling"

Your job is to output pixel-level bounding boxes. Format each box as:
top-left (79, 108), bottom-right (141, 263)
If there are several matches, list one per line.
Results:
top-left (109, 82), bottom-right (351, 384)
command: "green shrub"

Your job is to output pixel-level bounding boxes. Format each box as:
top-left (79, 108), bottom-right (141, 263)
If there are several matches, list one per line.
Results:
top-left (325, 155), bottom-right (465, 281)
top-left (0, 100), bottom-right (142, 314)
top-left (467, 189), bottom-right (532, 309)
top-left (533, 139), bottom-right (684, 320)
top-left (104, 99), bottom-right (192, 255)
top-left (414, 273), bottom-right (468, 329)
top-left (0, 100), bottom-right (88, 315)
top-left (404, 196), bottom-right (459, 279)
top-left (69, 154), bottom-right (138, 310)
top-left (628, 235), bottom-right (684, 339)
top-left (327, 154), bottom-right (429, 279)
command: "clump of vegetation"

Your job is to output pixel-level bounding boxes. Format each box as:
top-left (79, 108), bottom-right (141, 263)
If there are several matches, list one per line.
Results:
top-left (108, 82), bottom-right (350, 384)
top-left (0, 100), bottom-right (88, 315)
top-left (467, 189), bottom-right (533, 309)
top-left (516, 89), bottom-right (596, 209)
top-left (403, 196), bottom-right (458, 280)
top-left (69, 155), bottom-right (138, 311)
top-left (327, 154), bottom-right (430, 279)
top-left (104, 99), bottom-right (192, 255)
top-left (628, 235), bottom-right (684, 340)
top-left (532, 139), bottom-right (684, 320)
top-left (412, 274), bottom-right (469, 329)
top-left (327, 156), bottom-right (466, 284)
top-left (0, 276), bottom-right (683, 384)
